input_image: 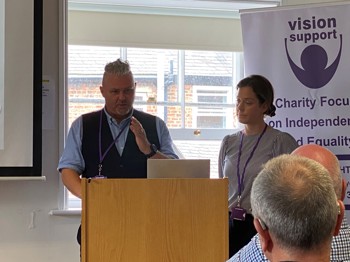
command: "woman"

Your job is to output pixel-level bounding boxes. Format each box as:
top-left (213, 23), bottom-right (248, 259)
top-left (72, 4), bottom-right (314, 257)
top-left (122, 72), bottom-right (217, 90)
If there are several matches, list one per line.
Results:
top-left (218, 75), bottom-right (298, 257)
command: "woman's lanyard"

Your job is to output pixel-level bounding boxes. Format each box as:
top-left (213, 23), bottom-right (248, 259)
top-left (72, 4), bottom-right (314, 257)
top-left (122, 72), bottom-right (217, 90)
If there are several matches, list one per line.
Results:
top-left (97, 110), bottom-right (130, 178)
top-left (236, 124), bottom-right (267, 206)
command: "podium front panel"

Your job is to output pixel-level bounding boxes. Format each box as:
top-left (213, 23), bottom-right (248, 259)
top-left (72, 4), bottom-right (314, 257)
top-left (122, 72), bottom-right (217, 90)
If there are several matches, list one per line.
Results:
top-left (82, 178), bottom-right (228, 262)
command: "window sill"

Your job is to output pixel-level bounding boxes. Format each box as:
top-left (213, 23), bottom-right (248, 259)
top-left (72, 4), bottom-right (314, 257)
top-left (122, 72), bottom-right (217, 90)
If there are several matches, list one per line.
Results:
top-left (49, 209), bottom-right (81, 216)
top-left (0, 176), bottom-right (46, 181)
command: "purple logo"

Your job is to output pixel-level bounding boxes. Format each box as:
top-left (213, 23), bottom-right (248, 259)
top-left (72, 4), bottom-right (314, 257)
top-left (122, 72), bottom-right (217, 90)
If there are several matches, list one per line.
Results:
top-left (285, 16), bottom-right (342, 89)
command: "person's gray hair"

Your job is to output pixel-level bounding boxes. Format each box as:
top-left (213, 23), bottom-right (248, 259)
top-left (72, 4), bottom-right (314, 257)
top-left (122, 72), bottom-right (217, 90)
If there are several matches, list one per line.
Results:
top-left (102, 59), bottom-right (134, 87)
top-left (251, 154), bottom-right (338, 251)
top-left (104, 58), bottom-right (132, 76)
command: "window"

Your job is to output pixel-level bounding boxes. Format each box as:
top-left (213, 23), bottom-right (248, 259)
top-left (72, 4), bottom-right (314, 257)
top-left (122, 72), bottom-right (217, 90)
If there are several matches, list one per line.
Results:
top-left (65, 46), bottom-right (243, 209)
top-left (193, 86), bottom-right (233, 129)
top-left (61, 0), bottom-right (280, 210)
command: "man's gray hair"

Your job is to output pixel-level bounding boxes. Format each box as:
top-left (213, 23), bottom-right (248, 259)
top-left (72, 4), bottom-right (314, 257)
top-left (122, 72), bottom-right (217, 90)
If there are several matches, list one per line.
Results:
top-left (102, 58), bottom-right (134, 87)
top-left (104, 58), bottom-right (132, 76)
top-left (251, 154), bottom-right (338, 251)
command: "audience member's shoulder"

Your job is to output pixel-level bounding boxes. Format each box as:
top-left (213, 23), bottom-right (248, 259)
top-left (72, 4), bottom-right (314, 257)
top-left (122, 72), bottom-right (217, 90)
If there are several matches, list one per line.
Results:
top-left (227, 234), bottom-right (266, 262)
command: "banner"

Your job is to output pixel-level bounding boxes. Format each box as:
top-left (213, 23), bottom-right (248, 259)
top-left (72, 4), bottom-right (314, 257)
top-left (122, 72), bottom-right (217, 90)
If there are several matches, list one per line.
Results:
top-left (240, 2), bottom-right (350, 212)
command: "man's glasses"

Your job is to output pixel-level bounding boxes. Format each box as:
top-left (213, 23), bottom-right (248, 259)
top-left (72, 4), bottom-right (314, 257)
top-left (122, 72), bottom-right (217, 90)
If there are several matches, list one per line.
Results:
top-left (258, 218), bottom-right (268, 231)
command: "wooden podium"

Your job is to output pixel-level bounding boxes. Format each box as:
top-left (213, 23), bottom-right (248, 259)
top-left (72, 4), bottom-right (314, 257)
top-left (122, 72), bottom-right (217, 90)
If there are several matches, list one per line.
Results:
top-left (81, 178), bottom-right (228, 262)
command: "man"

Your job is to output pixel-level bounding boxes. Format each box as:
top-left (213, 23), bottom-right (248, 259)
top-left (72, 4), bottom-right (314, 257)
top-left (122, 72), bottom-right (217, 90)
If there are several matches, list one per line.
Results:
top-left (244, 153), bottom-right (344, 262)
top-left (58, 58), bottom-right (178, 243)
top-left (228, 144), bottom-right (350, 261)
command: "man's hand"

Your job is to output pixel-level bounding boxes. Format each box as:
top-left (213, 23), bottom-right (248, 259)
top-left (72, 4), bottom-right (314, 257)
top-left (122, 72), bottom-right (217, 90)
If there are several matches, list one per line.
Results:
top-left (129, 116), bottom-right (152, 154)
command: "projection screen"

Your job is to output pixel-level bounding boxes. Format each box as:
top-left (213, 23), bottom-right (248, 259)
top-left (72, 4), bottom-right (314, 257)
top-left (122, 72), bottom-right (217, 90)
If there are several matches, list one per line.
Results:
top-left (0, 0), bottom-right (42, 177)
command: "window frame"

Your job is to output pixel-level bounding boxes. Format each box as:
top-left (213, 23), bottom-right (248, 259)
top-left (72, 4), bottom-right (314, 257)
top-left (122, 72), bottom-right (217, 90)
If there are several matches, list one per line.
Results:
top-left (192, 85), bottom-right (234, 129)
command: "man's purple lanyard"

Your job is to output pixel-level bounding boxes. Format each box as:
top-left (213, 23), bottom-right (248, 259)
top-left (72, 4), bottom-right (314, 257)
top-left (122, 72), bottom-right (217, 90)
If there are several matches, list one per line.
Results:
top-left (236, 124), bottom-right (267, 207)
top-left (97, 110), bottom-right (130, 178)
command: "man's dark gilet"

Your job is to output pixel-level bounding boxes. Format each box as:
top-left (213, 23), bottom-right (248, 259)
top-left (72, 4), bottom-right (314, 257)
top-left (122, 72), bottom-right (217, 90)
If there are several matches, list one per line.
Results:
top-left (81, 109), bottom-right (160, 178)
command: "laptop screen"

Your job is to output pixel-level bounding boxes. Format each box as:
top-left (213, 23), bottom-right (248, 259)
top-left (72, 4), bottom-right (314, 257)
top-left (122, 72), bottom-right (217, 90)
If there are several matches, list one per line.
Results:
top-left (147, 159), bottom-right (210, 179)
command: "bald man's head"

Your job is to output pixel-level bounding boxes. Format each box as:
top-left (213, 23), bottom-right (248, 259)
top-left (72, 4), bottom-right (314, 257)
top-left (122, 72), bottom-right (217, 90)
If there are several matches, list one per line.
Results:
top-left (292, 144), bottom-right (342, 199)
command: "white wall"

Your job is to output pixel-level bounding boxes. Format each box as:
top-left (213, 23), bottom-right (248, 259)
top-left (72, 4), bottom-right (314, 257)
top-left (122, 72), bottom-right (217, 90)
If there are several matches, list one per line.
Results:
top-left (0, 1), bottom-right (347, 261)
top-left (0, 0), bottom-right (81, 261)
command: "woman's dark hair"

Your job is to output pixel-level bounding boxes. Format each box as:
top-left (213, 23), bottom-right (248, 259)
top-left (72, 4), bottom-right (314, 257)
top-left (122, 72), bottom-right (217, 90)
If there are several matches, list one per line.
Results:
top-left (237, 74), bottom-right (276, 117)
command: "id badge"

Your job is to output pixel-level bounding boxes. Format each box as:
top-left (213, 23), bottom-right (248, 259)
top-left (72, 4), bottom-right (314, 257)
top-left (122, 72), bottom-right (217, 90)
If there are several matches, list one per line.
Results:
top-left (87, 175), bottom-right (106, 183)
top-left (94, 164), bottom-right (107, 179)
top-left (93, 175), bottom-right (106, 179)
top-left (231, 207), bottom-right (247, 221)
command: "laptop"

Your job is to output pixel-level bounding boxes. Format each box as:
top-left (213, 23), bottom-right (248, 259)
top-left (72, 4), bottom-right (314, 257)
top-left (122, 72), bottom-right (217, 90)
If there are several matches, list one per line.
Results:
top-left (147, 159), bottom-right (210, 179)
